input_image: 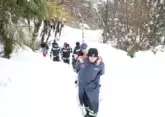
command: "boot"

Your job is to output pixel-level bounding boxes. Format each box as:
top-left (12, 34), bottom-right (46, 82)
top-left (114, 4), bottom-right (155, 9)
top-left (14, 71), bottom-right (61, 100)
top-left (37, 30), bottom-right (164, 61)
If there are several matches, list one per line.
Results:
top-left (84, 109), bottom-right (89, 117)
top-left (84, 115), bottom-right (89, 117)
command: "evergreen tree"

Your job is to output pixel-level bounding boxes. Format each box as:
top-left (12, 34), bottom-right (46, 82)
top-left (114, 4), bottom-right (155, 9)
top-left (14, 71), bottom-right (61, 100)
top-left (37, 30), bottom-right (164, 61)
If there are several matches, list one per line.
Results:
top-left (0, 0), bottom-right (69, 57)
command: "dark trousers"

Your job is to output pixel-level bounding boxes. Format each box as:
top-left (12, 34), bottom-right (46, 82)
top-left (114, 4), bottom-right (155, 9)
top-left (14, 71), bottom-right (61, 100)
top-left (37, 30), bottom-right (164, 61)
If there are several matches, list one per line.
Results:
top-left (72, 59), bottom-right (77, 69)
top-left (53, 56), bottom-right (60, 61)
top-left (63, 58), bottom-right (70, 64)
top-left (79, 85), bottom-right (99, 117)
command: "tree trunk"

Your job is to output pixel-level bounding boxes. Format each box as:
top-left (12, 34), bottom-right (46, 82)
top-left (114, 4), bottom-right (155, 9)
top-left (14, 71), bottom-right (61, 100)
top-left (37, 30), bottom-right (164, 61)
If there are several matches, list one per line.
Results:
top-left (30, 19), bottom-right (42, 50)
top-left (103, 0), bottom-right (108, 43)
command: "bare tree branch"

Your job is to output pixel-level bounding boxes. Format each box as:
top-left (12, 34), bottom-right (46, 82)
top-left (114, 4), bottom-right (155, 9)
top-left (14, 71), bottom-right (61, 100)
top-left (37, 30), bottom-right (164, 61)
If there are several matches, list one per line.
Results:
top-left (57, 0), bottom-right (64, 5)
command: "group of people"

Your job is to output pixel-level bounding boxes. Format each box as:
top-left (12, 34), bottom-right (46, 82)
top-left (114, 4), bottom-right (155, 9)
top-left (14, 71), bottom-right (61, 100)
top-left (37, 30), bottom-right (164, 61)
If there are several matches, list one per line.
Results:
top-left (41, 40), bottom-right (105, 117)
top-left (49, 40), bottom-right (86, 67)
top-left (49, 40), bottom-right (72, 64)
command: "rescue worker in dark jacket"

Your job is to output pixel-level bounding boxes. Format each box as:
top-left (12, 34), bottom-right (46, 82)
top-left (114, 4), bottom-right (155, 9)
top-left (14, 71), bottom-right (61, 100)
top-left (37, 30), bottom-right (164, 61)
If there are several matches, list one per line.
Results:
top-left (61, 42), bottom-right (71, 64)
top-left (72, 42), bottom-right (81, 69)
top-left (75, 48), bottom-right (105, 117)
top-left (50, 41), bottom-right (60, 61)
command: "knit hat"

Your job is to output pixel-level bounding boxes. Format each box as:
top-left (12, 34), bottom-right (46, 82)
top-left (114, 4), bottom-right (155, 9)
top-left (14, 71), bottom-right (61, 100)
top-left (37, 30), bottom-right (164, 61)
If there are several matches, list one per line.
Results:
top-left (80, 43), bottom-right (88, 50)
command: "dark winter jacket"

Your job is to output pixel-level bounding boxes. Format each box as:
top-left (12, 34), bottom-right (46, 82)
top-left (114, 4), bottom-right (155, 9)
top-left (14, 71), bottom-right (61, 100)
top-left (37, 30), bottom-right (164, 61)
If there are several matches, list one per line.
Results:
top-left (75, 57), bottom-right (105, 91)
top-left (73, 46), bottom-right (81, 55)
top-left (51, 44), bottom-right (60, 57)
top-left (61, 47), bottom-right (71, 58)
top-left (72, 45), bottom-right (81, 59)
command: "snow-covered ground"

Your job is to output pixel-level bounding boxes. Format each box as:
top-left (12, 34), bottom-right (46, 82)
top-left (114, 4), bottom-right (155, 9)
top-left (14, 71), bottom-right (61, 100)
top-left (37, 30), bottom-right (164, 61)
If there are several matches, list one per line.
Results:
top-left (0, 26), bottom-right (165, 117)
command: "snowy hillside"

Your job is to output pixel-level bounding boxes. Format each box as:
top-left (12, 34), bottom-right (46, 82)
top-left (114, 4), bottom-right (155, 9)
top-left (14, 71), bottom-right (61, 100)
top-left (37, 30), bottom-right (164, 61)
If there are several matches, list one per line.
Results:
top-left (0, 26), bottom-right (165, 117)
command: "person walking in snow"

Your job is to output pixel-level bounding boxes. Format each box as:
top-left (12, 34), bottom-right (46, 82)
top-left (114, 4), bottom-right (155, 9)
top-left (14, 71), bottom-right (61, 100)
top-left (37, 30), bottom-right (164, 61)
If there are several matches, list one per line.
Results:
top-left (73, 42), bottom-right (88, 70)
top-left (75, 48), bottom-right (105, 117)
top-left (55, 19), bottom-right (64, 38)
top-left (61, 42), bottom-right (71, 64)
top-left (50, 40), bottom-right (60, 61)
top-left (41, 42), bottom-right (49, 57)
top-left (72, 42), bottom-right (81, 70)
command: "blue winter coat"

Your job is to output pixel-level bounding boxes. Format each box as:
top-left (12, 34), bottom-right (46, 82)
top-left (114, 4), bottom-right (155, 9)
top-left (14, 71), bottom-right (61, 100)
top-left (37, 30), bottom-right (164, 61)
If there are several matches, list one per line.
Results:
top-left (75, 57), bottom-right (105, 91)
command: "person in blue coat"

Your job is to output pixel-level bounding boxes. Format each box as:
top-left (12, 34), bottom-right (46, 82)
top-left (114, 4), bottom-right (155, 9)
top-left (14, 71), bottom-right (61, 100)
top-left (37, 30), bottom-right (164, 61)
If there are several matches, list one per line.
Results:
top-left (75, 48), bottom-right (105, 117)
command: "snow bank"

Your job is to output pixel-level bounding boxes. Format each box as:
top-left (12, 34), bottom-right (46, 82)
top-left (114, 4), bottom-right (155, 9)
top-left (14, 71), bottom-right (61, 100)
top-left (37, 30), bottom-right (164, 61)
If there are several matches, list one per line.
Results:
top-left (0, 55), bottom-right (82, 117)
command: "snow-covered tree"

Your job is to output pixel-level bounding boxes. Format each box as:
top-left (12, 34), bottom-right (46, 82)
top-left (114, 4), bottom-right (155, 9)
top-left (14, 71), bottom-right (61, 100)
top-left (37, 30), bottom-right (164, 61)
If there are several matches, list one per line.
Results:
top-left (97, 0), bottom-right (165, 53)
top-left (0, 0), bottom-right (69, 58)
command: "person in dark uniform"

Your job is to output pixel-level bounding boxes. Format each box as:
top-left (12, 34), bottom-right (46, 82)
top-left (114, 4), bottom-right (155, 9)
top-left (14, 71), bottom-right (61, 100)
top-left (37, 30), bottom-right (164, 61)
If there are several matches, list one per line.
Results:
top-left (72, 42), bottom-right (81, 69)
top-left (61, 43), bottom-right (71, 64)
top-left (50, 40), bottom-right (60, 61)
